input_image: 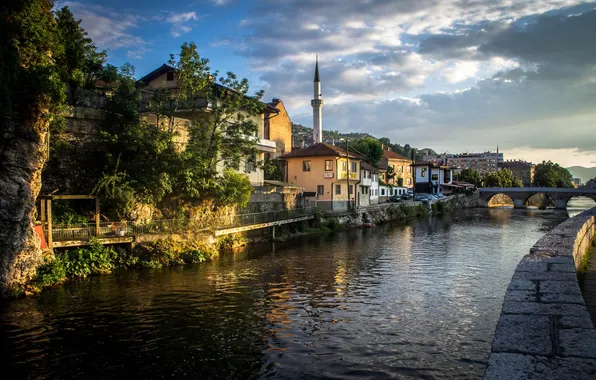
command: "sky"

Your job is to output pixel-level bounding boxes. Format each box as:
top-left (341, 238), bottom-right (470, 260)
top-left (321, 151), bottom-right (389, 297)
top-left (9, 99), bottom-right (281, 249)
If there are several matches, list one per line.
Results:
top-left (60, 0), bottom-right (596, 168)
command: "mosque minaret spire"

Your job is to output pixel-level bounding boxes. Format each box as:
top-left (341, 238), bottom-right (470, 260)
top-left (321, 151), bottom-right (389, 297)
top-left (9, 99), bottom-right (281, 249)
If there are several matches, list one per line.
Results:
top-left (311, 55), bottom-right (324, 144)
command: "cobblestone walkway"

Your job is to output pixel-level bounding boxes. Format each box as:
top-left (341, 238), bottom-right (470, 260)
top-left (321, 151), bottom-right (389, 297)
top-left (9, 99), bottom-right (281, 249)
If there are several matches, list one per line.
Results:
top-left (583, 250), bottom-right (596, 327)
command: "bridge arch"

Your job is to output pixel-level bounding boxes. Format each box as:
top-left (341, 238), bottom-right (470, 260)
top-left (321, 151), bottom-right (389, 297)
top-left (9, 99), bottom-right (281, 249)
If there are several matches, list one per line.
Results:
top-left (524, 193), bottom-right (554, 209)
top-left (566, 196), bottom-right (596, 212)
top-left (486, 193), bottom-right (514, 207)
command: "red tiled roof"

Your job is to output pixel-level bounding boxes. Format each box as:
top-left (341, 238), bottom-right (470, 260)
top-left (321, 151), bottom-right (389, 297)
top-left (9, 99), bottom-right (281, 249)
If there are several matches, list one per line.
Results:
top-left (361, 161), bottom-right (379, 172)
top-left (281, 142), bottom-right (363, 159)
top-left (383, 150), bottom-right (410, 161)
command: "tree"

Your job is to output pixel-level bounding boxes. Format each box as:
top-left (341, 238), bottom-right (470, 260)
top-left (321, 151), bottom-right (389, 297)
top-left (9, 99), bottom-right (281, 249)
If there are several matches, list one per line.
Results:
top-left (533, 161), bottom-right (573, 188)
top-left (54, 6), bottom-right (107, 105)
top-left (351, 137), bottom-right (384, 166)
top-left (484, 171), bottom-right (501, 187)
top-left (458, 168), bottom-right (482, 187)
top-left (139, 42), bottom-right (264, 208)
top-left (0, 0), bottom-right (67, 296)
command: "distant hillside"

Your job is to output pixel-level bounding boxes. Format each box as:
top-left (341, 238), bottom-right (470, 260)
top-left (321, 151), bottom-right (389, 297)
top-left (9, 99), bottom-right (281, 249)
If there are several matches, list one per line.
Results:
top-left (291, 123), bottom-right (436, 161)
top-left (567, 166), bottom-right (596, 184)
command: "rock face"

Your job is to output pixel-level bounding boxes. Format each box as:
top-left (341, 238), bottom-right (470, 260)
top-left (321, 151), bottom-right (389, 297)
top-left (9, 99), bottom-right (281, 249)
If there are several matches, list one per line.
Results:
top-left (0, 116), bottom-right (48, 297)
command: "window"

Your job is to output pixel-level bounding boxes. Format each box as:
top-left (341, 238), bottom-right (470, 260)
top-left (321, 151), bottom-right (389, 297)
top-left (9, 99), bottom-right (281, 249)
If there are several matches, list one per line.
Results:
top-left (166, 71), bottom-right (174, 81)
top-left (398, 165), bottom-right (403, 172)
top-left (335, 184), bottom-right (341, 195)
top-left (325, 160), bottom-right (333, 171)
top-left (303, 160), bottom-right (311, 171)
top-left (245, 160), bottom-right (256, 173)
top-left (349, 185), bottom-right (354, 194)
top-left (407, 178), bottom-right (411, 185)
top-left (317, 185), bottom-right (324, 195)
top-left (407, 166), bottom-right (411, 173)
top-left (342, 162), bottom-right (347, 171)
top-left (381, 189), bottom-right (385, 196)
top-left (421, 168), bottom-right (427, 177)
top-left (431, 174), bottom-right (439, 181)
top-left (351, 162), bottom-right (357, 173)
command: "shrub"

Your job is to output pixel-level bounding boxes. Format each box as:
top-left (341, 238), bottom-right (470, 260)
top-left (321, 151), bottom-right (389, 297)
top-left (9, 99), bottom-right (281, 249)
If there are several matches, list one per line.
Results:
top-left (32, 255), bottom-right (68, 288)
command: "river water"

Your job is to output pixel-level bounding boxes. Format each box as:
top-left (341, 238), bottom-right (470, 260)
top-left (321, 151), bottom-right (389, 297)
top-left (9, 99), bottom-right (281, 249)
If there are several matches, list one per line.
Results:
top-left (2, 200), bottom-right (594, 379)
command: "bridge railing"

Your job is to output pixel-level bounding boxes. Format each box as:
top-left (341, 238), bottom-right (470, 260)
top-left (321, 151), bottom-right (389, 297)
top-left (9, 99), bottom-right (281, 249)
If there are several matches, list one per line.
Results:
top-left (49, 208), bottom-right (318, 242)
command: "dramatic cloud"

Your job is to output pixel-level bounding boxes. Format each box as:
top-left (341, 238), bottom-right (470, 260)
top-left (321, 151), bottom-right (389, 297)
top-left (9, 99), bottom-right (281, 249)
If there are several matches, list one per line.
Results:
top-left (63, 2), bottom-right (149, 51)
top-left (231, 0), bottom-right (596, 163)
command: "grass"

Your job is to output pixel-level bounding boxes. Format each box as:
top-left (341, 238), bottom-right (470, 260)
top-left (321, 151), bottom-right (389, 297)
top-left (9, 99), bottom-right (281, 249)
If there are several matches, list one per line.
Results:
top-left (577, 233), bottom-right (596, 290)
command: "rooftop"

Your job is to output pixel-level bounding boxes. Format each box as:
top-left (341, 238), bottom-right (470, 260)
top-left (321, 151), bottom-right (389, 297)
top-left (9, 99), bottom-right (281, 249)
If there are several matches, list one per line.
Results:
top-left (281, 142), bottom-right (363, 159)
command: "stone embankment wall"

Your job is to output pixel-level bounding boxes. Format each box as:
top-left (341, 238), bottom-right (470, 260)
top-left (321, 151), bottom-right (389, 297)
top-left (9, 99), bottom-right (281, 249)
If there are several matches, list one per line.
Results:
top-left (484, 207), bottom-right (596, 380)
top-left (327, 193), bottom-right (479, 227)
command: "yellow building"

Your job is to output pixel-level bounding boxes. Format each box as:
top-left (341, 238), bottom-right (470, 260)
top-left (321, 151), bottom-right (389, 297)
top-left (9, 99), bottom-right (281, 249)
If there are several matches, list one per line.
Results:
top-left (264, 98), bottom-right (292, 159)
top-left (378, 148), bottom-right (414, 188)
top-left (282, 143), bottom-right (362, 210)
top-left (137, 64), bottom-right (285, 185)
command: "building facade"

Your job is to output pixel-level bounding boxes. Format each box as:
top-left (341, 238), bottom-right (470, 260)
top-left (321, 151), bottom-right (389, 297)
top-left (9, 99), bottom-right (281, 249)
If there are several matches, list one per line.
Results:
top-left (424, 152), bottom-right (503, 174)
top-left (137, 64), bottom-right (285, 185)
top-left (282, 143), bottom-right (362, 210)
top-left (378, 148), bottom-right (414, 188)
top-left (502, 160), bottom-right (535, 186)
top-left (413, 162), bottom-right (453, 194)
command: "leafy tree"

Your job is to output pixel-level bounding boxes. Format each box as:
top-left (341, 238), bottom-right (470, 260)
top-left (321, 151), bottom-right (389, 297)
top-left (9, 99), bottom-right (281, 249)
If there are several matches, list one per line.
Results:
top-left (55, 6), bottom-right (107, 105)
top-left (378, 137), bottom-right (391, 147)
top-left (0, 0), bottom-right (67, 295)
top-left (533, 161), bottom-right (573, 188)
top-left (351, 137), bottom-right (384, 166)
top-left (484, 171), bottom-right (501, 187)
top-left (263, 158), bottom-right (284, 181)
top-left (458, 168), bottom-right (482, 186)
top-left (161, 43), bottom-right (264, 201)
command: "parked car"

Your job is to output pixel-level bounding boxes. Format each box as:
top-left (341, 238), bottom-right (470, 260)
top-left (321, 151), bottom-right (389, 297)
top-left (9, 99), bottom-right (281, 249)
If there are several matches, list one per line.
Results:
top-left (401, 193), bottom-right (412, 200)
top-left (415, 194), bottom-right (431, 201)
top-left (389, 195), bottom-right (401, 202)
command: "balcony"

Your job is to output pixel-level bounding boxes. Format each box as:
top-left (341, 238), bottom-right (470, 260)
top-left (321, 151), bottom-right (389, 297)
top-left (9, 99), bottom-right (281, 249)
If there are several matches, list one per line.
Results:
top-left (256, 138), bottom-right (276, 153)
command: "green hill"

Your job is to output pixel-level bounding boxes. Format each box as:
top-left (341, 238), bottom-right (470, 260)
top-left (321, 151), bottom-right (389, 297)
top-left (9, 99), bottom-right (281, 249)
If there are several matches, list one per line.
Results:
top-left (291, 123), bottom-right (436, 161)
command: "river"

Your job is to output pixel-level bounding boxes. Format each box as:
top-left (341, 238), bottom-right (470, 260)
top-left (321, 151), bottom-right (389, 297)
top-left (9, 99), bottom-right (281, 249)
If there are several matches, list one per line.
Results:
top-left (2, 200), bottom-right (594, 379)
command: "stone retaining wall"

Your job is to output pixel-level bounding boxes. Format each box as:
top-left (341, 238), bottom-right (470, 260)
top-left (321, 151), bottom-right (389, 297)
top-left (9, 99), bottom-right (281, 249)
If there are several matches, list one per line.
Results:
top-left (484, 207), bottom-right (596, 380)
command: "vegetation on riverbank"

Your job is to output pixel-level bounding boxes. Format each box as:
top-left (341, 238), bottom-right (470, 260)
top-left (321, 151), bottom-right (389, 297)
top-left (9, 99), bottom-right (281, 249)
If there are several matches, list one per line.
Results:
top-left (577, 233), bottom-right (596, 290)
top-left (24, 238), bottom-right (218, 294)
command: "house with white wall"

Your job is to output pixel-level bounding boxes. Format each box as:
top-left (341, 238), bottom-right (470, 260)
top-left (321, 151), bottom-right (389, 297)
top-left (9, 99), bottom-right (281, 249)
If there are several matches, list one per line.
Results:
top-left (413, 161), bottom-right (453, 194)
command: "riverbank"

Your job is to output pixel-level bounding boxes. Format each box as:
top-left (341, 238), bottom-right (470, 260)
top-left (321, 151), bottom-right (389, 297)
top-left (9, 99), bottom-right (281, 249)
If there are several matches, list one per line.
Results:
top-left (18, 194), bottom-right (479, 297)
top-left (1, 207), bottom-right (569, 379)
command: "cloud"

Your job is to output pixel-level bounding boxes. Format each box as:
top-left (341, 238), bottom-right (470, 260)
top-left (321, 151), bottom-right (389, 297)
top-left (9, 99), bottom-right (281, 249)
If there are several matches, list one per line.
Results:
top-left (127, 46), bottom-right (152, 59)
top-left (231, 0), bottom-right (596, 163)
top-left (62, 2), bottom-right (149, 51)
top-left (165, 11), bottom-right (199, 37)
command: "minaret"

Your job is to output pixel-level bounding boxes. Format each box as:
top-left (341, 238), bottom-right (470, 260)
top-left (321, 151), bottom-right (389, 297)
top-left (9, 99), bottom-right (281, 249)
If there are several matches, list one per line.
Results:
top-left (311, 56), bottom-right (324, 144)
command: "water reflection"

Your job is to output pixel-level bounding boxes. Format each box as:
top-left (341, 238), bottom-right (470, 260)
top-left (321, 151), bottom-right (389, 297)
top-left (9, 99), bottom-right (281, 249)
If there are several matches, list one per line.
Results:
top-left (0, 208), bottom-right (575, 379)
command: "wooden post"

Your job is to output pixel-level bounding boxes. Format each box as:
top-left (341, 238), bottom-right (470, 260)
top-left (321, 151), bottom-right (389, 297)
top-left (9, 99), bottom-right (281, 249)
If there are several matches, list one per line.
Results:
top-left (40, 199), bottom-right (46, 223)
top-left (47, 199), bottom-right (52, 249)
top-left (95, 197), bottom-right (100, 237)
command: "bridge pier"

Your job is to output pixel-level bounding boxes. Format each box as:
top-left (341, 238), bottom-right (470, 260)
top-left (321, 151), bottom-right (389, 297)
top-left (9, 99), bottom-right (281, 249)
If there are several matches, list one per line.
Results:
top-left (554, 199), bottom-right (568, 210)
top-left (513, 199), bottom-right (526, 209)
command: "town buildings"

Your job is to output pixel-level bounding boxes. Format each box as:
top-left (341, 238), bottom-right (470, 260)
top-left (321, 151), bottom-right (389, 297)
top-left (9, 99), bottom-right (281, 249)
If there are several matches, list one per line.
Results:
top-left (423, 151), bottom-right (503, 174)
top-left (572, 178), bottom-right (582, 188)
top-left (137, 64), bottom-right (292, 186)
top-left (282, 142), bottom-right (363, 210)
top-left (378, 148), bottom-right (414, 188)
top-left (412, 162), bottom-right (454, 194)
top-left (502, 160), bottom-right (535, 186)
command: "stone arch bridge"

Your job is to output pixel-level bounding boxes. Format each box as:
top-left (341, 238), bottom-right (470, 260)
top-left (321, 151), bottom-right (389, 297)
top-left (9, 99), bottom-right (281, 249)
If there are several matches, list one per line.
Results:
top-left (478, 187), bottom-right (596, 209)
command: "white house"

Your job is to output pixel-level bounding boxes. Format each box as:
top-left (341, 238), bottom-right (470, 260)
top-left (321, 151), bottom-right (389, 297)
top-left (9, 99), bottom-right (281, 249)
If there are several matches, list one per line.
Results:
top-left (412, 162), bottom-right (453, 194)
top-left (359, 162), bottom-right (380, 206)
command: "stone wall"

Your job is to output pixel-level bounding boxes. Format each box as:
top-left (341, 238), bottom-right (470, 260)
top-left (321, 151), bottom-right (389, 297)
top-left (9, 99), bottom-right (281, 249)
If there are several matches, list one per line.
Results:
top-left (484, 207), bottom-right (596, 380)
